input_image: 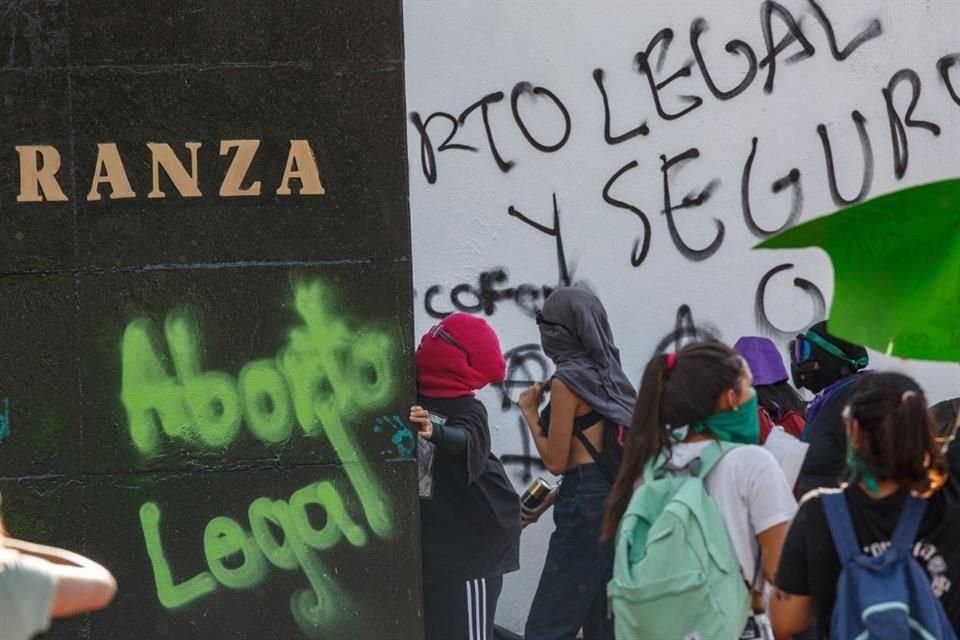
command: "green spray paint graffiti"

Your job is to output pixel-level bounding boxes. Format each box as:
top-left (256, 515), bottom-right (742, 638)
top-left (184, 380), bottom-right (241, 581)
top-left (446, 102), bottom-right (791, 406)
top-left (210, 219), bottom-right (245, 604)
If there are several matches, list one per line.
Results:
top-left (0, 398), bottom-right (10, 444)
top-left (139, 474), bottom-right (367, 637)
top-left (121, 280), bottom-right (397, 456)
top-left (121, 280), bottom-right (406, 637)
top-left (373, 415), bottom-right (415, 458)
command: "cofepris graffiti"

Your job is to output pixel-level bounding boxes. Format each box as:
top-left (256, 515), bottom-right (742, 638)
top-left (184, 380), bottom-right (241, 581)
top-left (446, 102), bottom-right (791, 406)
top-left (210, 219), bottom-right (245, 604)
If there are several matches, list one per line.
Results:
top-left (122, 280), bottom-right (399, 637)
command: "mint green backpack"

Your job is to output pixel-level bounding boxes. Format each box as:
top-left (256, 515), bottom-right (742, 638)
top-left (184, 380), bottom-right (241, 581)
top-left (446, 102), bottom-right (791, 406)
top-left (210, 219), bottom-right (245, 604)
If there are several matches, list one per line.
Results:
top-left (607, 441), bottom-right (751, 640)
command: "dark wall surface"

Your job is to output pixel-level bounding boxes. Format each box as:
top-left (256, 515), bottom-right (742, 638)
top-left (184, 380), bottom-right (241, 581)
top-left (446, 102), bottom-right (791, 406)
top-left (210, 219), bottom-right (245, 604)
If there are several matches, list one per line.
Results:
top-left (0, 1), bottom-right (421, 638)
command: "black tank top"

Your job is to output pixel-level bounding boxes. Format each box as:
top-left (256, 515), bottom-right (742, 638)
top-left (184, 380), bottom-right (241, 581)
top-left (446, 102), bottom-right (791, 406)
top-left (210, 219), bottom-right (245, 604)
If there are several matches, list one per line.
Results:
top-left (538, 401), bottom-right (603, 437)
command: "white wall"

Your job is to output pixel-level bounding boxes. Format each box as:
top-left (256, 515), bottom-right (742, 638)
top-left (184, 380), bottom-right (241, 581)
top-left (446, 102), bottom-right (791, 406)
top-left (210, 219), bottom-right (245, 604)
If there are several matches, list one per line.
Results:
top-left (404, 0), bottom-right (960, 632)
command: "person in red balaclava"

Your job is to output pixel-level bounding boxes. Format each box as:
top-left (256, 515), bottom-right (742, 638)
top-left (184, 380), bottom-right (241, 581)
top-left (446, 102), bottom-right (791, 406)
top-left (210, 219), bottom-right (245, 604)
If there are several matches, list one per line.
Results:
top-left (409, 313), bottom-right (521, 640)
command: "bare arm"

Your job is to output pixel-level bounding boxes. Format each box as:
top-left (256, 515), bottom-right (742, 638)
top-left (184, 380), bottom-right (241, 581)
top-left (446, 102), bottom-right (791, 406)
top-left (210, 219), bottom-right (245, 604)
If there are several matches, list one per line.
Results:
top-left (763, 517), bottom-right (816, 637)
top-left (4, 538), bottom-right (117, 617)
top-left (770, 587), bottom-right (816, 639)
top-left (519, 380), bottom-right (576, 475)
top-left (757, 521), bottom-right (789, 584)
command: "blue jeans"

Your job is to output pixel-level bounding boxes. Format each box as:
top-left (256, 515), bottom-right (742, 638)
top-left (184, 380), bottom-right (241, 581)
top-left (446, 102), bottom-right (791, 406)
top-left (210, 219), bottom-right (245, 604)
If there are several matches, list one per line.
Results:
top-left (525, 464), bottom-right (614, 640)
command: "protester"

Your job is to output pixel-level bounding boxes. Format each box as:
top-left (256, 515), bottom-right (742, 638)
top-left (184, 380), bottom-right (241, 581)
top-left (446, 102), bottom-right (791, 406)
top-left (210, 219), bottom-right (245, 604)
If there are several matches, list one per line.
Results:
top-left (931, 397), bottom-right (960, 436)
top-left (603, 341), bottom-right (796, 639)
top-left (735, 336), bottom-right (806, 442)
top-left (791, 320), bottom-right (869, 496)
top-left (409, 313), bottom-right (521, 640)
top-left (771, 372), bottom-right (960, 638)
top-left (518, 287), bottom-right (636, 640)
top-left (932, 397), bottom-right (960, 474)
top-left (0, 496), bottom-right (117, 640)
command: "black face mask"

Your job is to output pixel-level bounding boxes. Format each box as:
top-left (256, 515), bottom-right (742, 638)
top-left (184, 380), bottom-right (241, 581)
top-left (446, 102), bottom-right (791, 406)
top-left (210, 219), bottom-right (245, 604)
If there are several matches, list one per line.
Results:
top-left (790, 357), bottom-right (849, 394)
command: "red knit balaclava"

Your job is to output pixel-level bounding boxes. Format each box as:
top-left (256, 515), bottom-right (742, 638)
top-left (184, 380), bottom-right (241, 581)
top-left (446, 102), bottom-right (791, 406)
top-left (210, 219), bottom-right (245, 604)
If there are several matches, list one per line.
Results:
top-left (415, 313), bottom-right (506, 398)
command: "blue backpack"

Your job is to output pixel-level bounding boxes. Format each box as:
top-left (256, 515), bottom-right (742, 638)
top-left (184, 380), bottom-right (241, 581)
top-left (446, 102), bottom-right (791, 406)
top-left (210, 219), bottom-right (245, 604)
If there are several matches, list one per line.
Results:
top-left (822, 491), bottom-right (957, 640)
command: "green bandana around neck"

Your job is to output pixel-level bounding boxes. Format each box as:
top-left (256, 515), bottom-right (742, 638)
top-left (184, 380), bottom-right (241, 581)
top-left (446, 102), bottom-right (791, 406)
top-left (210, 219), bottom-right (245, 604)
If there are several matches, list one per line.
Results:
top-left (846, 440), bottom-right (885, 494)
top-left (692, 393), bottom-right (761, 445)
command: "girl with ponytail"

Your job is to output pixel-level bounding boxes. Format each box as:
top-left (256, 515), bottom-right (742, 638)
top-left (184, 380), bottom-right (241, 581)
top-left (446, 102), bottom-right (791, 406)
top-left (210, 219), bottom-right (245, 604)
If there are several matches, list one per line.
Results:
top-left (603, 341), bottom-right (797, 638)
top-left (772, 372), bottom-right (960, 638)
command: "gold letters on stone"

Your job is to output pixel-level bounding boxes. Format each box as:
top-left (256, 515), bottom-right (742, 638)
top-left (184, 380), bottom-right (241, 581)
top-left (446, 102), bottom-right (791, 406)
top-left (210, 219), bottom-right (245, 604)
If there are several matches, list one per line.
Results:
top-left (16, 139), bottom-right (326, 202)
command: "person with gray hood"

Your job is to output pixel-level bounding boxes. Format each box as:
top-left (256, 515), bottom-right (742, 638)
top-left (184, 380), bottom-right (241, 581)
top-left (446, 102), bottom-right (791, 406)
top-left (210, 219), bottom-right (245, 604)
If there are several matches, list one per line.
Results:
top-left (517, 287), bottom-right (636, 640)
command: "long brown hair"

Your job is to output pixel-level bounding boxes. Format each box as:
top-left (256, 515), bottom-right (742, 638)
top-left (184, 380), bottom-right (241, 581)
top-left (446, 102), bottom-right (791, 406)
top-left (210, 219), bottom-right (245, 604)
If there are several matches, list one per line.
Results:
top-left (601, 341), bottom-right (744, 541)
top-left (845, 372), bottom-right (945, 495)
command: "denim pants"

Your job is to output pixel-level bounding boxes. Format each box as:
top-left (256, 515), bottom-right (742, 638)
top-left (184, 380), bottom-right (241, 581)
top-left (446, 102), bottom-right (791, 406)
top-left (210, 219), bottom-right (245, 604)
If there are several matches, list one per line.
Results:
top-left (524, 464), bottom-right (614, 640)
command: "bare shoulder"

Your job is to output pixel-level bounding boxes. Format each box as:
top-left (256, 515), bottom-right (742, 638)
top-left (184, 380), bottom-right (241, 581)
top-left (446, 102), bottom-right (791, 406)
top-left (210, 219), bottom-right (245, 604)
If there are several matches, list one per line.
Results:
top-left (548, 376), bottom-right (574, 395)
top-left (548, 377), bottom-right (584, 407)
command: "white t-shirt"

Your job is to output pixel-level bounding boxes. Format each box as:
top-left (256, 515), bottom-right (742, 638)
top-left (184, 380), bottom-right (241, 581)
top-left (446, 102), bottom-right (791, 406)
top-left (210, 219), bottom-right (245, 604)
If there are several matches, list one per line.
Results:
top-left (665, 441), bottom-right (797, 588)
top-left (0, 548), bottom-right (57, 640)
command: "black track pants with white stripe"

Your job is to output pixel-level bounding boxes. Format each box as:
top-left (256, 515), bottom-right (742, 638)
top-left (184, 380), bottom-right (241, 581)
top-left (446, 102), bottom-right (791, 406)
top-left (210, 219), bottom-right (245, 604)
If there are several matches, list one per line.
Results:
top-left (423, 576), bottom-right (504, 640)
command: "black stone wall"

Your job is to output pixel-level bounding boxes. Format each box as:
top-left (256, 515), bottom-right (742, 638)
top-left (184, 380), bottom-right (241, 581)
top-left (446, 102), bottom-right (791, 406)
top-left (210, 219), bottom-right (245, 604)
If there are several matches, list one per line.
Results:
top-left (0, 1), bottom-right (420, 638)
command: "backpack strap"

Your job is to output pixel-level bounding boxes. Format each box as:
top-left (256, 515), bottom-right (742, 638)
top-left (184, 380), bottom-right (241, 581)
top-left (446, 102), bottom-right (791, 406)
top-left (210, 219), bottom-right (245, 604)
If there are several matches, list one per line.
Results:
top-left (644, 440), bottom-right (740, 483)
top-left (571, 409), bottom-right (604, 433)
top-left (572, 414), bottom-right (618, 484)
top-left (571, 411), bottom-right (604, 463)
top-left (696, 440), bottom-right (741, 478)
top-left (889, 495), bottom-right (927, 552)
top-left (821, 491), bottom-right (861, 563)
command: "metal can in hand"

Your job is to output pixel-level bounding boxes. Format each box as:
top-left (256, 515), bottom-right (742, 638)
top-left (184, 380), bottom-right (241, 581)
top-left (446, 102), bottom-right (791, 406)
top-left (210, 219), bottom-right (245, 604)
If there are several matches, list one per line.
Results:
top-left (520, 477), bottom-right (555, 510)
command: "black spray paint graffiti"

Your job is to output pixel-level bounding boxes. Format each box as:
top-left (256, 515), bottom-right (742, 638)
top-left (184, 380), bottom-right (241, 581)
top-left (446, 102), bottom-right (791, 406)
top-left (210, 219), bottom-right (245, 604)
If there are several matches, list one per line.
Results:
top-left (741, 137), bottom-right (802, 238)
top-left (412, 1), bottom-right (884, 176)
top-left (511, 83), bottom-right (572, 153)
top-left (424, 194), bottom-right (573, 319)
top-left (424, 269), bottom-right (555, 320)
top-left (817, 110), bottom-right (874, 207)
top-left (410, 81), bottom-right (571, 185)
top-left (602, 160), bottom-right (651, 267)
top-left (882, 69), bottom-right (942, 180)
top-left (494, 344), bottom-right (552, 483)
top-left (410, 3), bottom-right (959, 269)
top-left (653, 304), bottom-right (722, 356)
top-left (593, 69), bottom-right (649, 145)
top-left (508, 193), bottom-right (573, 288)
top-left (689, 17), bottom-right (757, 102)
top-left (754, 263), bottom-right (827, 340)
top-left (806, 0), bottom-right (882, 62)
top-left (500, 419), bottom-right (548, 484)
top-left (938, 54), bottom-right (960, 106)
top-left (660, 149), bottom-right (723, 262)
top-left (495, 344), bottom-right (551, 412)
top-left (650, 265), bottom-right (826, 356)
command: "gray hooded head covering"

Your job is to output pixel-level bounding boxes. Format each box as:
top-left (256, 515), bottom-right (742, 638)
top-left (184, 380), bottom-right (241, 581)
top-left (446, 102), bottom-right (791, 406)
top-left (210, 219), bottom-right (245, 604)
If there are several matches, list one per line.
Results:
top-left (539, 288), bottom-right (637, 426)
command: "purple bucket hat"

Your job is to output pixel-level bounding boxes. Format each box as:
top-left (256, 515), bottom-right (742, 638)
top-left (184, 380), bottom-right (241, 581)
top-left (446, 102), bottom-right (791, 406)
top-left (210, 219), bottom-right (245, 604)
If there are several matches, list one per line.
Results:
top-left (734, 336), bottom-right (789, 386)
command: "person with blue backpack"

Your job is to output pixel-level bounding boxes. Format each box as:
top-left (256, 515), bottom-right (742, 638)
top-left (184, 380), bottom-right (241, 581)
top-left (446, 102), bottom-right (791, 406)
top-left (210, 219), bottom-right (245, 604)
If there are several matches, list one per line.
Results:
top-left (602, 341), bottom-right (797, 639)
top-left (518, 287), bottom-right (637, 640)
top-left (771, 372), bottom-right (960, 639)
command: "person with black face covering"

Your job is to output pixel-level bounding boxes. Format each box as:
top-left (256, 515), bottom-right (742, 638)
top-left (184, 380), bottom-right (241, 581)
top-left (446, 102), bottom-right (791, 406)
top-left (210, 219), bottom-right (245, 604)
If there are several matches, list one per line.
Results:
top-left (791, 320), bottom-right (869, 497)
